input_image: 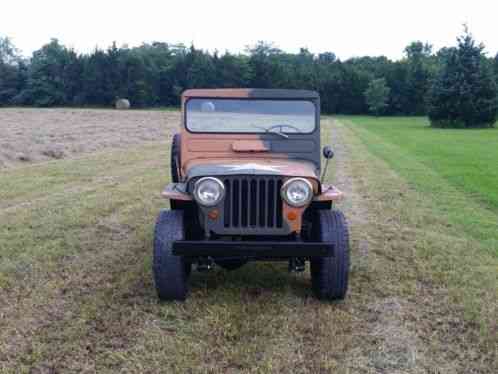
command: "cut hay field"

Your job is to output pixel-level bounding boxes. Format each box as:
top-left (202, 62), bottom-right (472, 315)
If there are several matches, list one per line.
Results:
top-left (0, 109), bottom-right (496, 373)
top-left (0, 108), bottom-right (180, 168)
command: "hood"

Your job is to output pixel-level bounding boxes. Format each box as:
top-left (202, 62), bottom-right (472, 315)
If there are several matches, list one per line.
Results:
top-left (184, 159), bottom-right (320, 181)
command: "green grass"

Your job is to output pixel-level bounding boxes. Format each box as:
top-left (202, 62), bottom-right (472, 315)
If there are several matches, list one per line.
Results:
top-left (332, 118), bottom-right (497, 370)
top-left (335, 115), bottom-right (497, 305)
top-left (342, 116), bottom-right (498, 211)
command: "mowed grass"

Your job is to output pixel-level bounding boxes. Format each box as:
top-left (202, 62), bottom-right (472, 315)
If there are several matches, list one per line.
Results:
top-left (1, 138), bottom-right (355, 372)
top-left (342, 116), bottom-right (498, 254)
top-left (0, 113), bottom-right (497, 372)
top-left (344, 116), bottom-right (498, 212)
top-left (339, 116), bottom-right (498, 334)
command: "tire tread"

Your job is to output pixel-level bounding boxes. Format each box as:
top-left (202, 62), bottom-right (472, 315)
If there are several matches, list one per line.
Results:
top-left (153, 210), bottom-right (189, 301)
top-left (311, 210), bottom-right (350, 300)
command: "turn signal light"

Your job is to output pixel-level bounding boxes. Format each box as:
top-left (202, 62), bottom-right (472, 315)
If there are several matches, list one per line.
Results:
top-left (287, 211), bottom-right (298, 221)
top-left (207, 209), bottom-right (219, 220)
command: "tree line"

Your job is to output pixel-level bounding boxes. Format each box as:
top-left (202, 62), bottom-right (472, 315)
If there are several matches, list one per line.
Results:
top-left (1, 35), bottom-right (498, 117)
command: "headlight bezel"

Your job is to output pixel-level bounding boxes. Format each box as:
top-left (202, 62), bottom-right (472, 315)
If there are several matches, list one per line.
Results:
top-left (193, 177), bottom-right (225, 207)
top-left (281, 177), bottom-right (313, 207)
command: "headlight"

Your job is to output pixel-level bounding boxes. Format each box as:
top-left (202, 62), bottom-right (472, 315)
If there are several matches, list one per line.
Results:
top-left (281, 178), bottom-right (313, 207)
top-left (193, 177), bottom-right (225, 206)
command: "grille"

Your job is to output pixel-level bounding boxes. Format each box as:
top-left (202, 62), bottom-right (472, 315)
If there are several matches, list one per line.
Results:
top-left (223, 176), bottom-right (284, 230)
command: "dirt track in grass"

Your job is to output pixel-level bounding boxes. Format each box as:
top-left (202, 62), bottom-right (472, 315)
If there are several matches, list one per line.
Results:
top-left (0, 113), bottom-right (495, 373)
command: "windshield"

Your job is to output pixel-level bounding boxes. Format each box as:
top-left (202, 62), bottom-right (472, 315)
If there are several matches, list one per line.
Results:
top-left (185, 99), bottom-right (316, 133)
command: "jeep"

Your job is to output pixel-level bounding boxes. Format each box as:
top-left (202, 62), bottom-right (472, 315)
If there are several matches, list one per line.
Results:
top-left (154, 89), bottom-right (349, 301)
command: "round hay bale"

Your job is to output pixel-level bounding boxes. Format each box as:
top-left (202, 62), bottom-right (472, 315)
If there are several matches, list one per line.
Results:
top-left (115, 99), bottom-right (131, 110)
top-left (201, 101), bottom-right (216, 112)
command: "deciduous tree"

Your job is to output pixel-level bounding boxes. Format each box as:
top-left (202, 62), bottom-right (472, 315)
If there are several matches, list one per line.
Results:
top-left (0, 36), bottom-right (26, 105)
top-left (364, 78), bottom-right (390, 116)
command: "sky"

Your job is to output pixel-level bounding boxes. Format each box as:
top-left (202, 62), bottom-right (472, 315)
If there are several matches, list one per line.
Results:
top-left (3, 0), bottom-right (498, 60)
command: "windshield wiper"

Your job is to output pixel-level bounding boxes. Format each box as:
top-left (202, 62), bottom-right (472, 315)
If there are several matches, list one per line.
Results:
top-left (250, 124), bottom-right (289, 138)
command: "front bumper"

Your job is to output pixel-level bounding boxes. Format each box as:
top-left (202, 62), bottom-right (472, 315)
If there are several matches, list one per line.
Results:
top-left (172, 240), bottom-right (334, 258)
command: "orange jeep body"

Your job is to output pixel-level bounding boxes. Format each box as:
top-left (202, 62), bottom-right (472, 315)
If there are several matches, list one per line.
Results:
top-left (163, 88), bottom-right (342, 235)
top-left (153, 89), bottom-right (350, 302)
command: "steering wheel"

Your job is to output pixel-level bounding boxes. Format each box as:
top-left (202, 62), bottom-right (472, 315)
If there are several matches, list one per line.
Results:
top-left (266, 124), bottom-right (301, 133)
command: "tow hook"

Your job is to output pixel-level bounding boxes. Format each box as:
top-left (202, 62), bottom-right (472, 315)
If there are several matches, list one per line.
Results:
top-left (289, 258), bottom-right (306, 272)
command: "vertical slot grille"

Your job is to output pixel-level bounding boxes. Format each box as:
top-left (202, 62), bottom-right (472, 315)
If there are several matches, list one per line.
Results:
top-left (223, 176), bottom-right (283, 230)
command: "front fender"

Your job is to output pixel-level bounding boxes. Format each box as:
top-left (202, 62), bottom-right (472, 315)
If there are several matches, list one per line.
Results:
top-left (161, 183), bottom-right (192, 201)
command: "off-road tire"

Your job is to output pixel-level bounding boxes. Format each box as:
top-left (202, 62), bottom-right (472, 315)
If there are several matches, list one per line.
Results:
top-left (310, 210), bottom-right (350, 300)
top-left (215, 259), bottom-right (248, 271)
top-left (171, 134), bottom-right (181, 183)
top-left (153, 210), bottom-right (190, 301)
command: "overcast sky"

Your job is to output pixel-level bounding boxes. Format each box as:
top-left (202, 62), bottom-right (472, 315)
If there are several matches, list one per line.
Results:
top-left (3, 0), bottom-right (498, 60)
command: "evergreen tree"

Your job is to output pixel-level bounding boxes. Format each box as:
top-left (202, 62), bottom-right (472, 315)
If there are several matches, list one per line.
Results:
top-left (428, 28), bottom-right (497, 128)
top-left (364, 78), bottom-right (390, 116)
top-left (493, 53), bottom-right (498, 85)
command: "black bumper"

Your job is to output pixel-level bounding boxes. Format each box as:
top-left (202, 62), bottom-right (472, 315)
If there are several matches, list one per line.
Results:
top-left (172, 240), bottom-right (333, 258)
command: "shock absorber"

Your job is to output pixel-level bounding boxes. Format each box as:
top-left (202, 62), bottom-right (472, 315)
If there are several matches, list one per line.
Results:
top-left (289, 257), bottom-right (306, 272)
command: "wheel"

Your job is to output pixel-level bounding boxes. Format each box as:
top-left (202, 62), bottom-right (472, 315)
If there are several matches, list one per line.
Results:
top-left (215, 259), bottom-right (248, 271)
top-left (310, 210), bottom-right (350, 300)
top-left (171, 133), bottom-right (181, 183)
top-left (153, 210), bottom-right (191, 301)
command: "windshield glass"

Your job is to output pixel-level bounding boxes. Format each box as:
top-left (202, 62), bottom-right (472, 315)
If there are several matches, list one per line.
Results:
top-left (186, 99), bottom-right (316, 133)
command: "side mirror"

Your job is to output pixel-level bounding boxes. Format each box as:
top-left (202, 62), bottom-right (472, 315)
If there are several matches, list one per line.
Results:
top-left (322, 146), bottom-right (334, 159)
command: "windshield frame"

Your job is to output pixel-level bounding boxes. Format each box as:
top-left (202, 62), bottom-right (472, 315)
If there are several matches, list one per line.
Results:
top-left (184, 97), bottom-right (318, 135)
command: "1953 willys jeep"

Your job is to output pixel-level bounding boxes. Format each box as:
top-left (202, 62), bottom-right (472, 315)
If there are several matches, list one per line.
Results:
top-left (155, 89), bottom-right (349, 301)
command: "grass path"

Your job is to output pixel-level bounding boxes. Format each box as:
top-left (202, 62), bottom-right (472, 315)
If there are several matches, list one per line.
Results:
top-left (0, 117), bottom-right (496, 373)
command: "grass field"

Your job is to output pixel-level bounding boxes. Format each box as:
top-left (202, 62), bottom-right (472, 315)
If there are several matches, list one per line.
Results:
top-left (0, 110), bottom-right (497, 373)
top-left (343, 116), bottom-right (498, 254)
top-left (342, 115), bottom-right (498, 332)
top-left (343, 116), bottom-right (498, 212)
top-left (0, 108), bottom-right (179, 168)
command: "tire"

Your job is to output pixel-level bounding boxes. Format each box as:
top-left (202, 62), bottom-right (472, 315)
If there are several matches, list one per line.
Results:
top-left (171, 134), bottom-right (181, 183)
top-left (310, 210), bottom-right (350, 300)
top-left (215, 259), bottom-right (248, 271)
top-left (153, 210), bottom-right (191, 301)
